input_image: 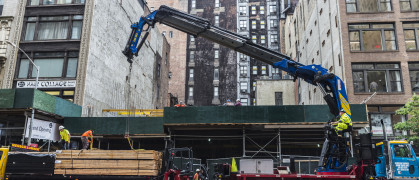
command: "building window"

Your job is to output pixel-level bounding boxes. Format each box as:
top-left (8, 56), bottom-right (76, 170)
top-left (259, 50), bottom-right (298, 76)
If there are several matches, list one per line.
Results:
top-left (189, 68), bottom-right (194, 81)
top-left (240, 66), bottom-right (247, 76)
top-left (346, 0), bottom-right (392, 13)
top-left (190, 35), bottom-right (195, 42)
top-left (190, 51), bottom-right (195, 60)
top-left (214, 87), bottom-right (219, 97)
top-left (270, 19), bottom-right (278, 28)
top-left (29, 0), bottom-right (85, 6)
top-left (270, 34), bottom-right (278, 44)
top-left (251, 5), bottom-right (257, 15)
top-left (43, 90), bottom-right (75, 101)
top-left (272, 68), bottom-right (281, 79)
top-left (239, 6), bottom-right (247, 15)
top-left (400, 0), bottom-right (419, 11)
top-left (0, 0), bottom-right (3, 15)
top-left (214, 68), bottom-right (219, 80)
top-left (252, 20), bottom-right (257, 29)
top-left (191, 0), bottom-right (196, 8)
top-left (275, 92), bottom-right (283, 105)
top-left (239, 53), bottom-right (246, 60)
top-left (240, 20), bottom-right (247, 30)
top-left (349, 23), bottom-right (396, 51)
top-left (252, 35), bottom-right (257, 43)
top-left (215, 15), bottom-right (219, 25)
top-left (261, 66), bottom-right (267, 75)
top-left (24, 15), bottom-right (83, 41)
top-left (260, 5), bottom-right (265, 14)
top-left (215, 0), bottom-right (220, 7)
top-left (214, 50), bottom-right (219, 59)
top-left (269, 5), bottom-right (277, 14)
top-left (252, 81), bottom-right (256, 91)
top-left (189, 87), bottom-right (193, 97)
top-left (252, 66), bottom-right (257, 75)
top-left (240, 98), bottom-right (248, 106)
top-left (260, 20), bottom-right (265, 29)
top-left (17, 51), bottom-right (78, 79)
top-left (261, 35), bottom-right (266, 44)
top-left (165, 52), bottom-right (168, 65)
top-left (240, 82), bottom-right (248, 92)
top-left (169, 31), bottom-right (173, 38)
top-left (403, 22), bottom-right (419, 50)
top-left (352, 63), bottom-right (402, 93)
top-left (409, 62), bottom-right (419, 92)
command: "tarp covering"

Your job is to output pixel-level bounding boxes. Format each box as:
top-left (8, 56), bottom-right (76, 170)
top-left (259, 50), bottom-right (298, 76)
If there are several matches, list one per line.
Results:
top-left (0, 89), bottom-right (81, 117)
top-left (63, 117), bottom-right (164, 134)
top-left (163, 104), bottom-right (367, 124)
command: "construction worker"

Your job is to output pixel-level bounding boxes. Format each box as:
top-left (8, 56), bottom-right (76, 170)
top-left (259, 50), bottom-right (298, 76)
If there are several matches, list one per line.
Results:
top-left (234, 99), bottom-right (242, 106)
top-left (174, 101), bottom-right (186, 107)
top-left (331, 109), bottom-right (352, 136)
top-left (81, 130), bottom-right (93, 150)
top-left (59, 126), bottom-right (71, 150)
top-left (193, 168), bottom-right (205, 180)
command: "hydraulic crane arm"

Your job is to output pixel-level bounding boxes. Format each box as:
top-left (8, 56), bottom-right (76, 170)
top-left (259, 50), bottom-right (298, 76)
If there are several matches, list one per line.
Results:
top-left (122, 5), bottom-right (350, 118)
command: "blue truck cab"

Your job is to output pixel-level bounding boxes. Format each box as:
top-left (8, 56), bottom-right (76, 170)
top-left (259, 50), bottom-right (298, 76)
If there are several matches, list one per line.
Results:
top-left (375, 140), bottom-right (419, 179)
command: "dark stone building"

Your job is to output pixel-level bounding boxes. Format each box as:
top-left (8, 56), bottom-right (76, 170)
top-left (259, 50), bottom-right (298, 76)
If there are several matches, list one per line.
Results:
top-left (186, 0), bottom-right (237, 106)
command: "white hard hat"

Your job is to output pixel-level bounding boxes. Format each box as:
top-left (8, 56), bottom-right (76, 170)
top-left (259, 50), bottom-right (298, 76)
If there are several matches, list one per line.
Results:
top-left (196, 168), bottom-right (200, 172)
top-left (236, 99), bottom-right (240, 102)
top-left (59, 126), bottom-right (64, 130)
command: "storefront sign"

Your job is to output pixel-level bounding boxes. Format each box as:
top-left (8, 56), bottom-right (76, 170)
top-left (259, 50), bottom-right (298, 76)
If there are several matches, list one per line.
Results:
top-left (11, 143), bottom-right (39, 152)
top-left (25, 118), bottom-right (60, 141)
top-left (371, 114), bottom-right (393, 136)
top-left (16, 80), bottom-right (76, 89)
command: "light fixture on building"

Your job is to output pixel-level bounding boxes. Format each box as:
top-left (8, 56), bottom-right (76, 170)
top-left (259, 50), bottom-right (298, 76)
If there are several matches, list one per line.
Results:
top-left (168, 72), bottom-right (172, 79)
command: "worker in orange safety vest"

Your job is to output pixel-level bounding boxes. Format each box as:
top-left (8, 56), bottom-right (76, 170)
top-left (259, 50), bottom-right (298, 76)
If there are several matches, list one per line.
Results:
top-left (81, 130), bottom-right (93, 150)
top-left (194, 168), bottom-right (205, 180)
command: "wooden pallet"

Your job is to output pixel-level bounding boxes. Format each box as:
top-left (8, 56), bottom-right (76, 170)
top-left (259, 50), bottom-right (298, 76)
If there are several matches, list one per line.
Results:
top-left (54, 150), bottom-right (161, 176)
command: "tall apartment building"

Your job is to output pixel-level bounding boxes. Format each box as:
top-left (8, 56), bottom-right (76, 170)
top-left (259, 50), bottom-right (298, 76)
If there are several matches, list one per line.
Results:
top-left (2, 0), bottom-right (170, 116)
top-left (285, 0), bottom-right (418, 137)
top-left (181, 0), bottom-right (291, 106)
top-left (236, 0), bottom-right (283, 106)
top-left (184, 0), bottom-right (238, 106)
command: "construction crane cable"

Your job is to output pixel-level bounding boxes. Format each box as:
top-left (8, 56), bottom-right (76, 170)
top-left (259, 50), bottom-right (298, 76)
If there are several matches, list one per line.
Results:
top-left (125, 63), bottom-right (133, 149)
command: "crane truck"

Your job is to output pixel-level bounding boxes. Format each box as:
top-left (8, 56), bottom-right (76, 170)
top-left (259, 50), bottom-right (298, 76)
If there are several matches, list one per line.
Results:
top-left (122, 5), bottom-right (419, 179)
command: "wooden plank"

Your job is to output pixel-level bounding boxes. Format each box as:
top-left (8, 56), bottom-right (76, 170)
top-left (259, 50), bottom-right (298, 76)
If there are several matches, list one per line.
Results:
top-left (58, 150), bottom-right (157, 154)
top-left (54, 169), bottom-right (158, 176)
top-left (56, 152), bottom-right (157, 160)
top-left (54, 159), bottom-right (158, 169)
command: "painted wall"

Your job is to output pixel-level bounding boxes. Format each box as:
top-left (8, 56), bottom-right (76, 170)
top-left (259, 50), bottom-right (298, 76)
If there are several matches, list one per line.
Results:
top-left (79, 0), bottom-right (166, 116)
top-left (256, 79), bottom-right (295, 105)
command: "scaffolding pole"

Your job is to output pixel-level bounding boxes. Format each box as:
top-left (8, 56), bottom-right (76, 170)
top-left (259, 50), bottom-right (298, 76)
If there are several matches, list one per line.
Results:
top-left (278, 128), bottom-right (282, 165)
top-left (242, 127), bottom-right (246, 157)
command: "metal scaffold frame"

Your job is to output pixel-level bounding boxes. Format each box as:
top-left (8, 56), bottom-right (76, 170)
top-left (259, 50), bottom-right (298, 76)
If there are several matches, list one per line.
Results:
top-left (242, 127), bottom-right (282, 165)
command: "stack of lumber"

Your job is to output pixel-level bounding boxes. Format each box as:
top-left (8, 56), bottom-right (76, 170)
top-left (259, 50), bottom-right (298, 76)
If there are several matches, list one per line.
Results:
top-left (54, 150), bottom-right (162, 176)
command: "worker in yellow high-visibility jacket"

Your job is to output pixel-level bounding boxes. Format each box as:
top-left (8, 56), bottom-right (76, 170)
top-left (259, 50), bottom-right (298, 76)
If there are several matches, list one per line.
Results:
top-left (331, 109), bottom-right (352, 136)
top-left (59, 126), bottom-right (71, 150)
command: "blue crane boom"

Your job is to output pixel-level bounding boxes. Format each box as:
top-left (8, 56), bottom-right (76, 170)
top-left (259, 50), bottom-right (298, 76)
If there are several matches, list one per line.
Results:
top-left (122, 5), bottom-right (351, 174)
